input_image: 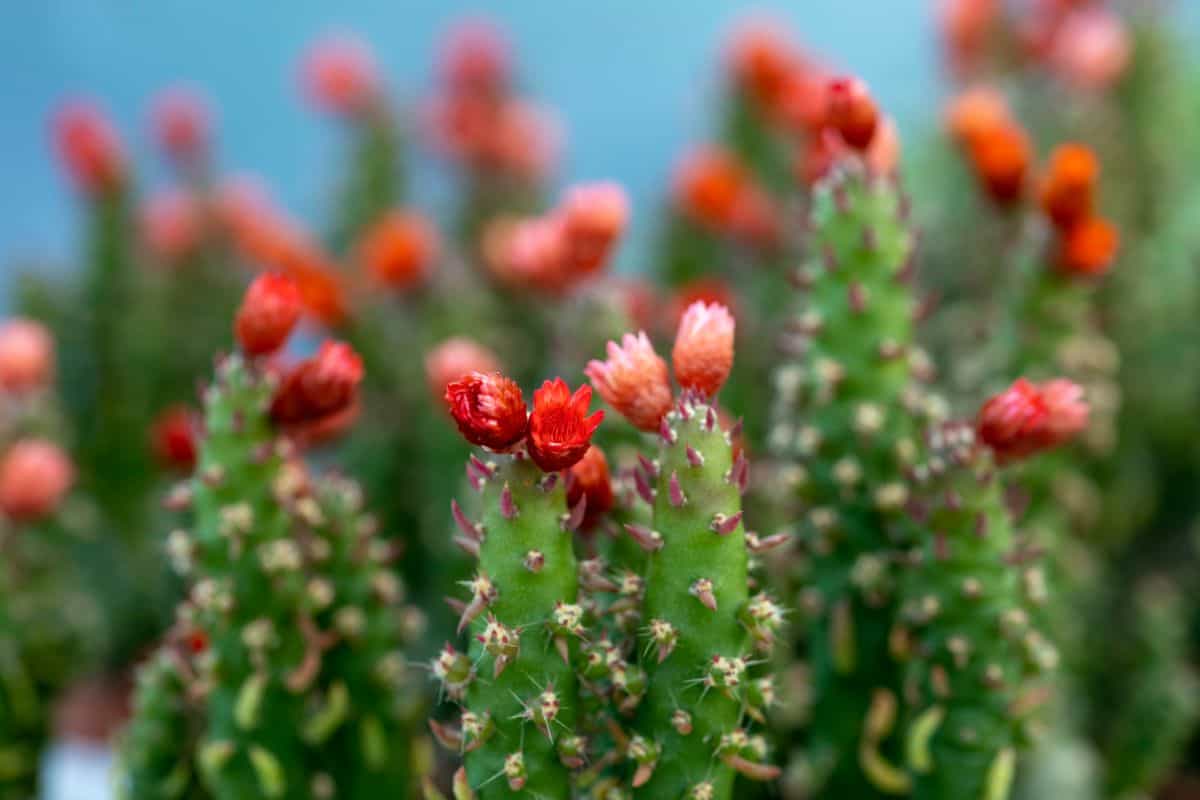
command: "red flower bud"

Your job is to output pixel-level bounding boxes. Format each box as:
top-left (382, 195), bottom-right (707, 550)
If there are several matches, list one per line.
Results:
top-left (566, 445), bottom-right (614, 531)
top-left (151, 406), bottom-right (199, 473)
top-left (674, 147), bottom-right (748, 230)
top-left (826, 77), bottom-right (879, 151)
top-left (445, 372), bottom-right (528, 451)
top-left (425, 338), bottom-right (502, 401)
top-left (527, 379), bottom-right (603, 472)
top-left (586, 332), bottom-right (673, 432)
top-left (727, 20), bottom-right (799, 113)
top-left (270, 341), bottom-right (365, 436)
top-left (1057, 216), bottom-right (1119, 278)
top-left (0, 439), bottom-right (74, 522)
top-left (977, 378), bottom-right (1088, 462)
top-left (53, 101), bottom-right (125, 195)
top-left (0, 319), bottom-right (54, 395)
top-left (358, 210), bottom-right (440, 290)
top-left (1040, 144), bottom-right (1098, 230)
top-left (673, 302), bottom-right (736, 398)
top-left (967, 120), bottom-right (1031, 205)
top-left (235, 273), bottom-right (303, 356)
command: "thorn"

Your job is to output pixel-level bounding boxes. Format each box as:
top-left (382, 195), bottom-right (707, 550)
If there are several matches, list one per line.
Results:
top-left (539, 473), bottom-right (559, 492)
top-left (849, 282), bottom-right (868, 314)
top-left (704, 407), bottom-right (717, 432)
top-left (747, 530), bottom-right (791, 553)
top-left (523, 550), bottom-right (545, 573)
top-left (500, 484), bottom-right (518, 520)
top-left (451, 500), bottom-right (484, 542)
top-left (668, 471), bottom-right (686, 508)
top-left (895, 251), bottom-right (916, 284)
top-left (861, 227), bottom-right (877, 251)
top-left (453, 535), bottom-right (480, 558)
top-left (726, 452), bottom-right (749, 494)
top-left (710, 511), bottom-right (744, 536)
top-left (685, 445), bottom-right (705, 468)
top-left (729, 417), bottom-right (744, 439)
top-left (975, 513), bottom-right (989, 538)
top-left (822, 244), bottom-right (839, 272)
top-left (633, 467), bottom-right (656, 505)
top-left (562, 495), bottom-right (587, 532)
top-left (624, 523), bottom-right (664, 553)
top-left (690, 578), bottom-right (717, 610)
top-left (163, 483), bottom-right (193, 512)
top-left (637, 454), bottom-right (659, 479)
top-left (659, 417), bottom-right (677, 445)
top-left (444, 596), bottom-right (466, 615)
top-left (429, 719), bottom-right (462, 751)
top-left (914, 292), bottom-right (939, 322)
top-left (725, 755), bottom-right (782, 782)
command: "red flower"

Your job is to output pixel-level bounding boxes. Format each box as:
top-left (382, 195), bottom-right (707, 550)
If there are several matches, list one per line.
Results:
top-left (151, 406), bottom-right (198, 473)
top-left (0, 319), bottom-right (54, 395)
top-left (301, 34), bottom-right (380, 116)
top-left (527, 379), bottom-right (603, 472)
top-left (0, 439), bottom-right (74, 522)
top-left (358, 210), bottom-right (440, 290)
top-left (673, 302), bottom-right (736, 398)
top-left (270, 341), bottom-right (365, 437)
top-left (235, 273), bottom-right (303, 356)
top-left (444, 372), bottom-right (528, 451)
top-left (1058, 216), bottom-right (1119, 278)
top-left (825, 77), bottom-right (879, 151)
top-left (425, 338), bottom-right (502, 400)
top-left (1040, 143), bottom-right (1099, 230)
top-left (585, 332), bottom-right (673, 432)
top-left (151, 87), bottom-right (210, 168)
top-left (53, 100), bottom-right (125, 195)
top-left (976, 378), bottom-right (1089, 462)
top-left (566, 445), bottom-right (614, 531)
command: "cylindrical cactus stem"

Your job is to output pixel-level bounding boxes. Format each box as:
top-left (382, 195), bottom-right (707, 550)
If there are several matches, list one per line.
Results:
top-left (118, 646), bottom-right (209, 800)
top-left (437, 374), bottom-right (602, 798)
top-left (900, 383), bottom-right (1089, 800)
top-left (769, 154), bottom-right (924, 797)
top-left (633, 397), bottom-right (759, 799)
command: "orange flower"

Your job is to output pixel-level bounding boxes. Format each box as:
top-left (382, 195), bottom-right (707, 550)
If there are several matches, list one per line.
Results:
top-left (967, 120), bottom-right (1031, 205)
top-left (672, 302), bottom-right (735, 398)
top-left (674, 147), bottom-right (748, 230)
top-left (1040, 143), bottom-right (1098, 230)
top-left (527, 379), bottom-right (603, 472)
top-left (358, 210), bottom-right (440, 290)
top-left (1058, 216), bottom-right (1119, 277)
top-left (727, 20), bottom-right (798, 112)
top-left (826, 77), bottom-right (879, 151)
top-left (945, 86), bottom-right (1011, 147)
top-left (586, 332), bottom-right (673, 432)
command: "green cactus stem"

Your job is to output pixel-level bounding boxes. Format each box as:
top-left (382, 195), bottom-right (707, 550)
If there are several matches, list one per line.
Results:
top-left (328, 111), bottom-right (405, 256)
top-left (627, 397), bottom-right (780, 799)
top-left (120, 353), bottom-right (417, 799)
top-left (770, 160), bottom-right (925, 797)
top-left (898, 424), bottom-right (1057, 800)
top-left (440, 453), bottom-right (582, 799)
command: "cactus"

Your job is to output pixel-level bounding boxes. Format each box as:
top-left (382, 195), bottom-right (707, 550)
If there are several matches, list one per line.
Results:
top-left (899, 380), bottom-right (1089, 800)
top-left (435, 372), bottom-right (601, 798)
top-left (119, 276), bottom-right (420, 799)
top-left (586, 303), bottom-right (782, 799)
top-left (770, 153), bottom-right (924, 796)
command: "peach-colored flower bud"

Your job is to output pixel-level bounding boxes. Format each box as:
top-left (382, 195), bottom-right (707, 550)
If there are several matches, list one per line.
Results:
top-left (1050, 8), bottom-right (1131, 90)
top-left (945, 86), bottom-right (1011, 147)
top-left (561, 182), bottom-right (629, 276)
top-left (0, 439), bottom-right (74, 522)
top-left (0, 319), bottom-right (54, 395)
top-left (425, 338), bottom-right (502, 400)
top-left (727, 20), bottom-right (798, 112)
top-left (586, 332), bottom-right (673, 432)
top-left (672, 302), bottom-right (735, 398)
top-left (358, 210), bottom-right (440, 290)
top-left (1040, 143), bottom-right (1099, 230)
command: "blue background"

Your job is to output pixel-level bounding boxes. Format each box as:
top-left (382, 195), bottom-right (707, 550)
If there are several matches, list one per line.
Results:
top-left (1, 1), bottom-right (1196, 280)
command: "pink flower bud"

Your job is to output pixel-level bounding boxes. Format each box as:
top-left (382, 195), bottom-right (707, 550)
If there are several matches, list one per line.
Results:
top-left (1050, 8), bottom-right (1131, 90)
top-left (586, 332), bottom-right (673, 432)
top-left (425, 338), bottom-right (502, 400)
top-left (439, 19), bottom-right (512, 96)
top-left (561, 182), bottom-right (629, 276)
top-left (0, 319), bottom-right (54, 395)
top-left (150, 87), bottom-right (210, 167)
top-left (140, 190), bottom-right (203, 265)
top-left (977, 378), bottom-right (1089, 462)
top-left (672, 302), bottom-right (735, 398)
top-left (0, 440), bottom-right (74, 522)
top-left (301, 34), bottom-right (380, 116)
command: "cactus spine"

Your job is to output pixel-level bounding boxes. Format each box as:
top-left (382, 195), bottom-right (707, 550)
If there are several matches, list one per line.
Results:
top-left (771, 160), bottom-right (923, 796)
